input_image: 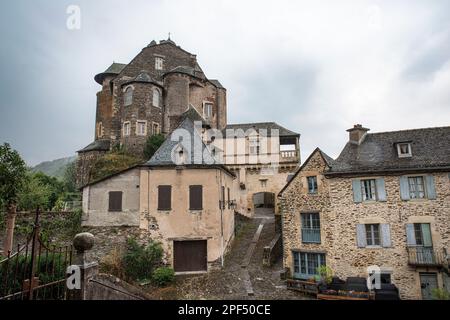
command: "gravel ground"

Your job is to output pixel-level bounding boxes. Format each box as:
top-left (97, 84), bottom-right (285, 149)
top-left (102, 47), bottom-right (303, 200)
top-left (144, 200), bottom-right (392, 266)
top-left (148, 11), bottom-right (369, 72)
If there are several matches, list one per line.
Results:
top-left (174, 209), bottom-right (311, 300)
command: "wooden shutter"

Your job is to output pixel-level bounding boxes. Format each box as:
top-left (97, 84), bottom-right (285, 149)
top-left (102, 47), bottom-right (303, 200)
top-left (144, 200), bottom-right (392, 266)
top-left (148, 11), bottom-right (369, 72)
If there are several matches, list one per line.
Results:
top-left (356, 224), bottom-right (367, 248)
top-left (189, 185), bottom-right (203, 210)
top-left (376, 178), bottom-right (387, 202)
top-left (405, 223), bottom-right (416, 246)
top-left (399, 176), bottom-right (410, 200)
top-left (425, 175), bottom-right (436, 200)
top-left (421, 224), bottom-right (432, 247)
top-left (108, 191), bottom-right (122, 212)
top-left (381, 224), bottom-right (392, 247)
top-left (158, 185), bottom-right (172, 210)
top-left (352, 180), bottom-right (362, 203)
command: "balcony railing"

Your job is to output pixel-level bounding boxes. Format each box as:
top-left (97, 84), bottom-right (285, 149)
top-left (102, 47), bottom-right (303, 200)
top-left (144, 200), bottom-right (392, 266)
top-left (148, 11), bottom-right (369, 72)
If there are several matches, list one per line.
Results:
top-left (302, 228), bottom-right (321, 243)
top-left (407, 247), bottom-right (446, 267)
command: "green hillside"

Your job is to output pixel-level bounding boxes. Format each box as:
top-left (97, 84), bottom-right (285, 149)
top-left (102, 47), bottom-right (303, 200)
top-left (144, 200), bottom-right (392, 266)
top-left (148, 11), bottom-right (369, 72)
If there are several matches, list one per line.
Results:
top-left (31, 156), bottom-right (76, 179)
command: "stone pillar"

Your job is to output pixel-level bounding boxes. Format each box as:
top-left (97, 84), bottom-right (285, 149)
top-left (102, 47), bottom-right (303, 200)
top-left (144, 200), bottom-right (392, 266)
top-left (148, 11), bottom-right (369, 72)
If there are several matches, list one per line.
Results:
top-left (66, 232), bottom-right (98, 300)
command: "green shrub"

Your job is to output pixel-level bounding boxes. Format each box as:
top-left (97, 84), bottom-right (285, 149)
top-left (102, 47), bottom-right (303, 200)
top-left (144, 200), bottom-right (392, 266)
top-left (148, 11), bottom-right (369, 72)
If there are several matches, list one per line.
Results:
top-left (432, 288), bottom-right (450, 300)
top-left (122, 238), bottom-right (163, 282)
top-left (152, 267), bottom-right (175, 286)
top-left (89, 153), bottom-right (141, 183)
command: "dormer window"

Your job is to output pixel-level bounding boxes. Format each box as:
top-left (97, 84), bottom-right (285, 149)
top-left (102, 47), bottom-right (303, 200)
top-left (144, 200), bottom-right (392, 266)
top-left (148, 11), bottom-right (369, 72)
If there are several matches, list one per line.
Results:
top-left (397, 142), bottom-right (412, 158)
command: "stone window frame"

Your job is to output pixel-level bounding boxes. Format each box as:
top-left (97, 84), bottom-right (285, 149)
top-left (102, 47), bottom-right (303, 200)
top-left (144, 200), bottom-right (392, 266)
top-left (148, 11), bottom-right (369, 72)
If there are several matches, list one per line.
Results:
top-left (292, 250), bottom-right (326, 280)
top-left (408, 175), bottom-right (426, 199)
top-left (361, 179), bottom-right (377, 201)
top-left (306, 176), bottom-right (318, 194)
top-left (136, 120), bottom-right (147, 136)
top-left (396, 142), bottom-right (412, 158)
top-left (123, 85), bottom-right (134, 106)
top-left (155, 56), bottom-right (164, 71)
top-left (97, 121), bottom-right (104, 138)
top-left (153, 87), bottom-right (161, 108)
top-left (365, 223), bottom-right (381, 246)
top-left (152, 122), bottom-right (161, 135)
top-left (123, 121), bottom-right (131, 137)
top-left (202, 101), bottom-right (213, 119)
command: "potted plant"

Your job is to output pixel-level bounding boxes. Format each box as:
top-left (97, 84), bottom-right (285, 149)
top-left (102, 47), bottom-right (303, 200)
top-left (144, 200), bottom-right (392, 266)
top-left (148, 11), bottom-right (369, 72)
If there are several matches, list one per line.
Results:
top-left (316, 265), bottom-right (333, 292)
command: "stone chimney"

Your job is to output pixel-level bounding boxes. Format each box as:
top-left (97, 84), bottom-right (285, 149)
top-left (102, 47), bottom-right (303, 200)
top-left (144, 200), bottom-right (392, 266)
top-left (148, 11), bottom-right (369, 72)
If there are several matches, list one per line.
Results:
top-left (347, 124), bottom-right (370, 145)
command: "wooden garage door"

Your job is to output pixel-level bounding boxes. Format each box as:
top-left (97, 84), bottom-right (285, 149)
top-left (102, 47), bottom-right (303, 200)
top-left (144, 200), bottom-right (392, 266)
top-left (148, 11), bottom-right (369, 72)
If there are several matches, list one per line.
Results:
top-left (173, 240), bottom-right (207, 272)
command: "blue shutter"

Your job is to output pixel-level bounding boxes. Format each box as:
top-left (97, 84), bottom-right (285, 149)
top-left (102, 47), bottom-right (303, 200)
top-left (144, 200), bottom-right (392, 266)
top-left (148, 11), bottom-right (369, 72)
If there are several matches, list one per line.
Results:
top-left (399, 176), bottom-right (410, 200)
top-left (425, 175), bottom-right (436, 200)
top-left (405, 223), bottom-right (416, 246)
top-left (381, 224), bottom-right (392, 247)
top-left (356, 224), bottom-right (367, 248)
top-left (376, 178), bottom-right (387, 202)
top-left (421, 224), bottom-right (432, 247)
top-left (352, 180), bottom-right (362, 203)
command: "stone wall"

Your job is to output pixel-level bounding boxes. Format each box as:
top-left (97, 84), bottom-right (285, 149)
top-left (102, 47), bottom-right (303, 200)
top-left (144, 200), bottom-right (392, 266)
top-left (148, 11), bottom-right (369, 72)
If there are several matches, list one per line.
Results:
top-left (280, 150), bottom-right (450, 299)
top-left (76, 150), bottom-right (107, 188)
top-left (279, 150), bottom-right (332, 277)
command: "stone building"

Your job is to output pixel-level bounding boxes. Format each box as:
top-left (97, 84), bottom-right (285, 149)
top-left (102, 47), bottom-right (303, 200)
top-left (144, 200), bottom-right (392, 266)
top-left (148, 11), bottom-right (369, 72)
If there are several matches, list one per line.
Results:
top-left (77, 38), bottom-right (227, 187)
top-left (76, 38), bottom-right (301, 217)
top-left (279, 125), bottom-right (450, 299)
top-left (82, 116), bottom-right (237, 273)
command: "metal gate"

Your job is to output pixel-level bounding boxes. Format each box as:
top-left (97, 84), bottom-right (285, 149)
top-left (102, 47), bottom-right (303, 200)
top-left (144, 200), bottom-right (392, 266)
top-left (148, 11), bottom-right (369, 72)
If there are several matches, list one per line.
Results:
top-left (0, 209), bottom-right (73, 300)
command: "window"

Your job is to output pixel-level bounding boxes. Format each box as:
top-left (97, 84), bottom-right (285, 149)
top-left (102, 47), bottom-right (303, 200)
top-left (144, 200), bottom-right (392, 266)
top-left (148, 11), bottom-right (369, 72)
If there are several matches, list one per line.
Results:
top-left (123, 122), bottom-right (131, 136)
top-left (221, 186), bottom-right (226, 209)
top-left (293, 252), bottom-right (326, 279)
top-left (397, 142), bottom-right (412, 158)
top-left (361, 179), bottom-right (376, 201)
top-left (301, 213), bottom-right (321, 243)
top-left (123, 86), bottom-right (133, 106)
top-left (365, 224), bottom-right (381, 246)
top-left (260, 179), bottom-right (267, 188)
top-left (408, 176), bottom-right (425, 199)
top-left (152, 122), bottom-right (160, 135)
top-left (190, 185), bottom-right (203, 210)
top-left (249, 136), bottom-right (260, 155)
top-left (108, 191), bottom-right (122, 212)
top-left (155, 57), bottom-right (164, 70)
top-left (153, 88), bottom-right (160, 107)
top-left (97, 122), bottom-right (104, 138)
top-left (307, 176), bottom-right (318, 194)
top-left (203, 102), bottom-right (213, 119)
top-left (158, 185), bottom-right (171, 210)
top-left (413, 223), bottom-right (432, 247)
top-left (136, 121), bottom-right (147, 136)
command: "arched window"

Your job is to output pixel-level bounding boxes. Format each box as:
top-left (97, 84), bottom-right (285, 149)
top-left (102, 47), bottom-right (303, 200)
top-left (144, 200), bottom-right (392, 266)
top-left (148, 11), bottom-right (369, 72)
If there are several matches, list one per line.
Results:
top-left (153, 88), bottom-right (160, 107)
top-left (123, 86), bottom-right (133, 106)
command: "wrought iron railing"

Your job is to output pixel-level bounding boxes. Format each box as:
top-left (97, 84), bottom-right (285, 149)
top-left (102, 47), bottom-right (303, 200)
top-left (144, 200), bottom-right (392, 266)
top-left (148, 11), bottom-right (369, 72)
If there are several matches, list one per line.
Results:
top-left (407, 247), bottom-right (445, 267)
top-left (302, 228), bottom-right (321, 243)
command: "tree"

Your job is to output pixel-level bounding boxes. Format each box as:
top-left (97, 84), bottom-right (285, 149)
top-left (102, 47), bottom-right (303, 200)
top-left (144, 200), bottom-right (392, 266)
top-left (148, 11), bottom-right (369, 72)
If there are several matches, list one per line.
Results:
top-left (0, 143), bottom-right (27, 254)
top-left (143, 134), bottom-right (165, 160)
top-left (63, 161), bottom-right (77, 193)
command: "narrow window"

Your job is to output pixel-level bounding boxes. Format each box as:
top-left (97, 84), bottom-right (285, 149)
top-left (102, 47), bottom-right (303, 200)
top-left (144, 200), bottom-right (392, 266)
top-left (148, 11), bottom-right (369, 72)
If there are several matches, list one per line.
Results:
top-left (123, 122), bottom-right (131, 136)
top-left (189, 185), bottom-right (203, 210)
top-left (365, 224), bottom-right (381, 246)
top-left (158, 185), bottom-right (172, 210)
top-left (307, 176), bottom-right (318, 194)
top-left (108, 191), bottom-right (122, 212)
top-left (152, 122), bottom-right (160, 135)
top-left (249, 136), bottom-right (260, 155)
top-left (361, 179), bottom-right (376, 201)
top-left (123, 86), bottom-right (133, 106)
top-left (153, 88), bottom-right (160, 107)
top-left (136, 121), bottom-right (147, 136)
top-left (97, 122), bottom-right (104, 138)
top-left (203, 102), bottom-right (213, 119)
top-left (408, 176), bottom-right (425, 199)
top-left (155, 57), bottom-right (164, 70)
top-left (227, 187), bottom-right (230, 209)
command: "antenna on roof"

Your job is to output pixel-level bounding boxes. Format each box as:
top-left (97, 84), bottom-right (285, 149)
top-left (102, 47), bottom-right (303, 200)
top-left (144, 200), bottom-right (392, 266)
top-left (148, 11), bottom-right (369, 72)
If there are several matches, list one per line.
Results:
top-left (168, 32), bottom-right (171, 40)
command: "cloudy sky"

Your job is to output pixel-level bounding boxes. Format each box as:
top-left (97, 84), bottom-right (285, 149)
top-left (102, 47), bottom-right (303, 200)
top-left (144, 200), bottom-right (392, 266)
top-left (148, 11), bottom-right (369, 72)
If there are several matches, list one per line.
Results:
top-left (0, 0), bottom-right (449, 166)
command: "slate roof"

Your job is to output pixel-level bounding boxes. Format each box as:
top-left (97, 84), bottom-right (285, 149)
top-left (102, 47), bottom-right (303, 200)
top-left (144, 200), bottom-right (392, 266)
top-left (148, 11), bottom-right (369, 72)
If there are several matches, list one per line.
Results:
top-left (328, 126), bottom-right (450, 175)
top-left (209, 79), bottom-right (225, 89)
top-left (223, 122), bottom-right (300, 137)
top-left (94, 63), bottom-right (126, 84)
top-left (77, 140), bottom-right (111, 153)
top-left (144, 117), bottom-right (233, 178)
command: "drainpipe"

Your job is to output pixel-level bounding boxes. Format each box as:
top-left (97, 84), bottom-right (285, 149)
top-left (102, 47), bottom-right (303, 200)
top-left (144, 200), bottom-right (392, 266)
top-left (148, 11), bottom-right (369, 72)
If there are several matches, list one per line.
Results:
top-left (218, 171), bottom-right (224, 268)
